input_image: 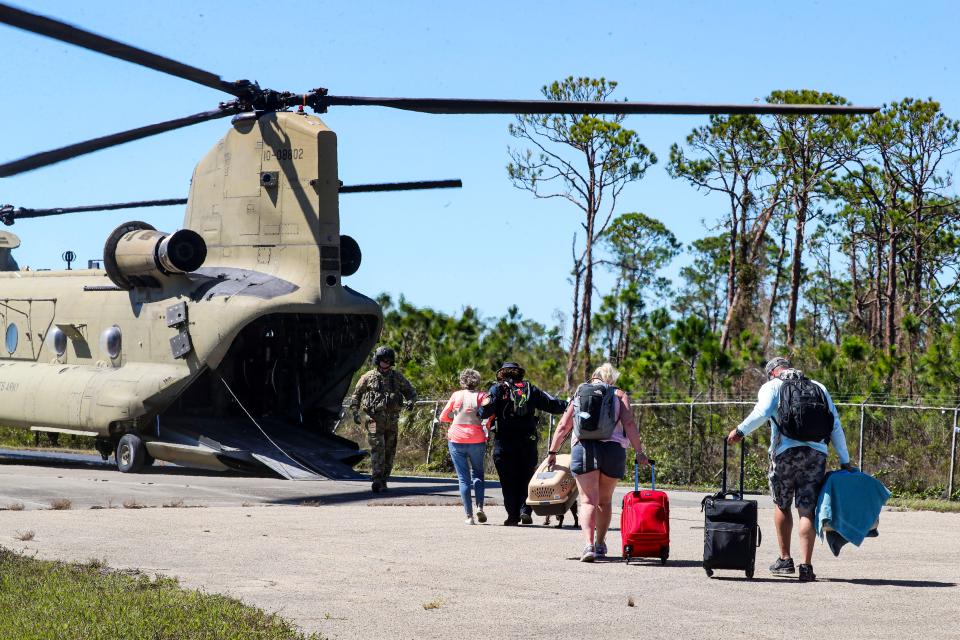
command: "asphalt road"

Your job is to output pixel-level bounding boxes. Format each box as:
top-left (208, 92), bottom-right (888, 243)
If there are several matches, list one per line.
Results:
top-left (1, 453), bottom-right (958, 640)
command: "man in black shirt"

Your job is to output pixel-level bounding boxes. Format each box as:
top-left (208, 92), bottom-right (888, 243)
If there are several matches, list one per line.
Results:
top-left (478, 362), bottom-right (567, 525)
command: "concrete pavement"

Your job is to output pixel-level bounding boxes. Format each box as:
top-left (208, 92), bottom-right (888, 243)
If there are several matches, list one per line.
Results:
top-left (1, 458), bottom-right (958, 640)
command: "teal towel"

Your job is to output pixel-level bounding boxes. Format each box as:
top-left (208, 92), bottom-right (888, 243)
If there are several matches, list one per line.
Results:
top-left (816, 470), bottom-right (890, 548)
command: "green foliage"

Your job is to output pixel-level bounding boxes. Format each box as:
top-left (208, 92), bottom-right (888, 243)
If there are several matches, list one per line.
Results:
top-left (0, 427), bottom-right (93, 452)
top-left (0, 548), bottom-right (322, 640)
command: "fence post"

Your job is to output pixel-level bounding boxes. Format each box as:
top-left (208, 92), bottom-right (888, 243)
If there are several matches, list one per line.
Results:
top-left (948, 409), bottom-right (958, 501)
top-left (858, 403), bottom-right (866, 471)
top-left (425, 401), bottom-right (439, 466)
top-left (687, 399), bottom-right (695, 484)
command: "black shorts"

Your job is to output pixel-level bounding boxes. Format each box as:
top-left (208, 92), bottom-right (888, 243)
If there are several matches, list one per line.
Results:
top-left (571, 440), bottom-right (626, 479)
top-left (768, 446), bottom-right (827, 513)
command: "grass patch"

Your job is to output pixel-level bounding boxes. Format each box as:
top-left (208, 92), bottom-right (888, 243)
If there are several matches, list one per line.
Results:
top-left (13, 531), bottom-right (34, 542)
top-left (122, 499), bottom-right (145, 510)
top-left (0, 547), bottom-right (324, 639)
top-left (48, 499), bottom-right (71, 511)
top-left (422, 597), bottom-right (444, 610)
top-left (5, 502), bottom-right (24, 511)
top-left (0, 426), bottom-right (95, 452)
top-left (886, 497), bottom-right (960, 513)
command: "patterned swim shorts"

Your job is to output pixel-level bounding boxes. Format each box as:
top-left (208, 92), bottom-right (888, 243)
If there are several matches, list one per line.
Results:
top-left (768, 446), bottom-right (827, 513)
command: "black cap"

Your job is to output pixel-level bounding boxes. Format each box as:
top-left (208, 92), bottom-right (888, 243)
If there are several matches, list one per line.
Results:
top-left (497, 361), bottom-right (526, 380)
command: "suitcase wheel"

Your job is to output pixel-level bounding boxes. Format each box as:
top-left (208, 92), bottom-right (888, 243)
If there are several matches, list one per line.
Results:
top-left (660, 545), bottom-right (669, 565)
top-left (704, 568), bottom-right (714, 578)
top-left (623, 545), bottom-right (632, 564)
top-left (746, 563), bottom-right (755, 579)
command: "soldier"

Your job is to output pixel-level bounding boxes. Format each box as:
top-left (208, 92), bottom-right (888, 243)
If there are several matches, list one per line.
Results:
top-left (349, 346), bottom-right (418, 492)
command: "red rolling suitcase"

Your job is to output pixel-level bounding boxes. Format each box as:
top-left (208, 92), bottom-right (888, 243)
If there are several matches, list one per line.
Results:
top-left (621, 455), bottom-right (669, 564)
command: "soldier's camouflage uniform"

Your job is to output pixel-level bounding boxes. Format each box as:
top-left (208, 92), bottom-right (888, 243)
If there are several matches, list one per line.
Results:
top-left (349, 368), bottom-right (417, 486)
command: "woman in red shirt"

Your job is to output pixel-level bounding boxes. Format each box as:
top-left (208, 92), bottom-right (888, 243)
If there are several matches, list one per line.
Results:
top-left (439, 368), bottom-right (491, 524)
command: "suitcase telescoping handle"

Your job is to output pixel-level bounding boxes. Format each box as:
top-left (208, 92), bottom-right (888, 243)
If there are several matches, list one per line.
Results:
top-left (721, 437), bottom-right (746, 498)
top-left (634, 453), bottom-right (656, 492)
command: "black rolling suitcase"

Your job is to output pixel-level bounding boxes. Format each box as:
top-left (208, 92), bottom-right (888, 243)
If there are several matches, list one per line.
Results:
top-left (701, 438), bottom-right (761, 578)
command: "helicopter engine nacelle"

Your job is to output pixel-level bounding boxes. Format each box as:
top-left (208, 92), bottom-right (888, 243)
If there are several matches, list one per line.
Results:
top-left (103, 221), bottom-right (207, 290)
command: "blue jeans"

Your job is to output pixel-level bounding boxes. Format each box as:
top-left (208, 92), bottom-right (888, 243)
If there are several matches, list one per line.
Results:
top-left (448, 441), bottom-right (486, 516)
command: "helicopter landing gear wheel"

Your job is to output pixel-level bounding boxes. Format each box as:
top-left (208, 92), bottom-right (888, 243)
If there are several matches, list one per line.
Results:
top-left (115, 434), bottom-right (148, 473)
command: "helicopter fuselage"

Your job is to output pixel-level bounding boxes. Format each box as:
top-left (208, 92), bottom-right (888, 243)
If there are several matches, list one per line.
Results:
top-left (0, 112), bottom-right (382, 477)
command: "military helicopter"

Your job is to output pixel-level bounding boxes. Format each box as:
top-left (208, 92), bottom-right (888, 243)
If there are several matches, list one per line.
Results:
top-left (0, 3), bottom-right (878, 479)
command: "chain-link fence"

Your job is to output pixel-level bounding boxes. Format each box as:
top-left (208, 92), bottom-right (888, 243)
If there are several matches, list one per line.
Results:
top-left (338, 399), bottom-right (960, 500)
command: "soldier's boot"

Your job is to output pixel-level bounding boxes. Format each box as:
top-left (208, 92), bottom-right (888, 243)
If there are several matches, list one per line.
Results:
top-left (371, 480), bottom-right (382, 493)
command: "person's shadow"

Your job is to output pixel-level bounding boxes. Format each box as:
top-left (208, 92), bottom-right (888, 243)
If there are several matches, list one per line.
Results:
top-left (821, 577), bottom-right (957, 588)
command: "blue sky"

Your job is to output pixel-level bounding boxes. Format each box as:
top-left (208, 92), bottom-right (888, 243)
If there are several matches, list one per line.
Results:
top-left (1, 0), bottom-right (957, 326)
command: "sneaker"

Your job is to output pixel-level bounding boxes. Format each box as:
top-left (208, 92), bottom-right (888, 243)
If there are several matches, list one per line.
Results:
top-left (465, 516), bottom-right (476, 525)
top-left (476, 509), bottom-right (487, 523)
top-left (595, 541), bottom-right (608, 558)
top-left (769, 557), bottom-right (795, 575)
top-left (371, 480), bottom-right (382, 493)
top-left (580, 545), bottom-right (596, 563)
top-left (798, 564), bottom-right (816, 582)
top-left (519, 513), bottom-right (533, 525)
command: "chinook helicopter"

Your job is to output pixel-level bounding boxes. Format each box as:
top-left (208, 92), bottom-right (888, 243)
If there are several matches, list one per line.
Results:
top-left (0, 3), bottom-right (878, 479)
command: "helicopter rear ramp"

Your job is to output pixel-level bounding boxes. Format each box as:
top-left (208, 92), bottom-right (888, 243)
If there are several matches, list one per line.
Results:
top-left (147, 417), bottom-right (366, 480)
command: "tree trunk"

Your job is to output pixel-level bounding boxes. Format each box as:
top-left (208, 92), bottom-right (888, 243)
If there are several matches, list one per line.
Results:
top-left (885, 230), bottom-right (898, 355)
top-left (786, 202), bottom-right (807, 348)
top-left (762, 219), bottom-right (789, 353)
top-left (873, 230), bottom-right (884, 347)
top-left (727, 202), bottom-right (738, 312)
top-left (564, 250), bottom-right (584, 392)
top-left (581, 189), bottom-right (597, 383)
top-left (848, 226), bottom-right (863, 332)
top-left (911, 194), bottom-right (923, 319)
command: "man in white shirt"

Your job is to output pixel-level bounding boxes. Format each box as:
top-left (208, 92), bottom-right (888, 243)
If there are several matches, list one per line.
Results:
top-left (727, 356), bottom-right (854, 582)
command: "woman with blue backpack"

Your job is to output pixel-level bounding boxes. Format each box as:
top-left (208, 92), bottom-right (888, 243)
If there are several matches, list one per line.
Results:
top-left (546, 362), bottom-right (651, 562)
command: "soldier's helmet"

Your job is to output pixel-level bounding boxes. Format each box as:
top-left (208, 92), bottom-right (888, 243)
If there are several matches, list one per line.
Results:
top-left (373, 346), bottom-right (396, 366)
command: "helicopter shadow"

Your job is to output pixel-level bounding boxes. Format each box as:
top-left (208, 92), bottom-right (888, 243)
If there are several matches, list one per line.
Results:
top-left (269, 475), bottom-right (502, 507)
top-left (0, 448), bottom-right (247, 478)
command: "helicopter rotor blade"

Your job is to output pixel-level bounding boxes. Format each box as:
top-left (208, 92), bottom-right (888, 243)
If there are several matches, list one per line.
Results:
top-left (320, 96), bottom-right (878, 116)
top-left (0, 107), bottom-right (237, 178)
top-left (339, 179), bottom-right (462, 193)
top-left (0, 2), bottom-right (246, 97)
top-left (0, 180), bottom-right (462, 223)
top-left (0, 198), bottom-right (189, 224)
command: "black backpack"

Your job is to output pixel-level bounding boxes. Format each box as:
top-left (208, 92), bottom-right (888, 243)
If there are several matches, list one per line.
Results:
top-left (502, 381), bottom-right (534, 418)
top-left (774, 372), bottom-right (834, 443)
top-left (572, 382), bottom-right (619, 440)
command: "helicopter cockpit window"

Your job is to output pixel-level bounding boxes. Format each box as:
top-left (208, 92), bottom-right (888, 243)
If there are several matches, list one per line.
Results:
top-left (5, 323), bottom-right (18, 355)
top-left (101, 325), bottom-right (122, 360)
top-left (48, 326), bottom-right (67, 357)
